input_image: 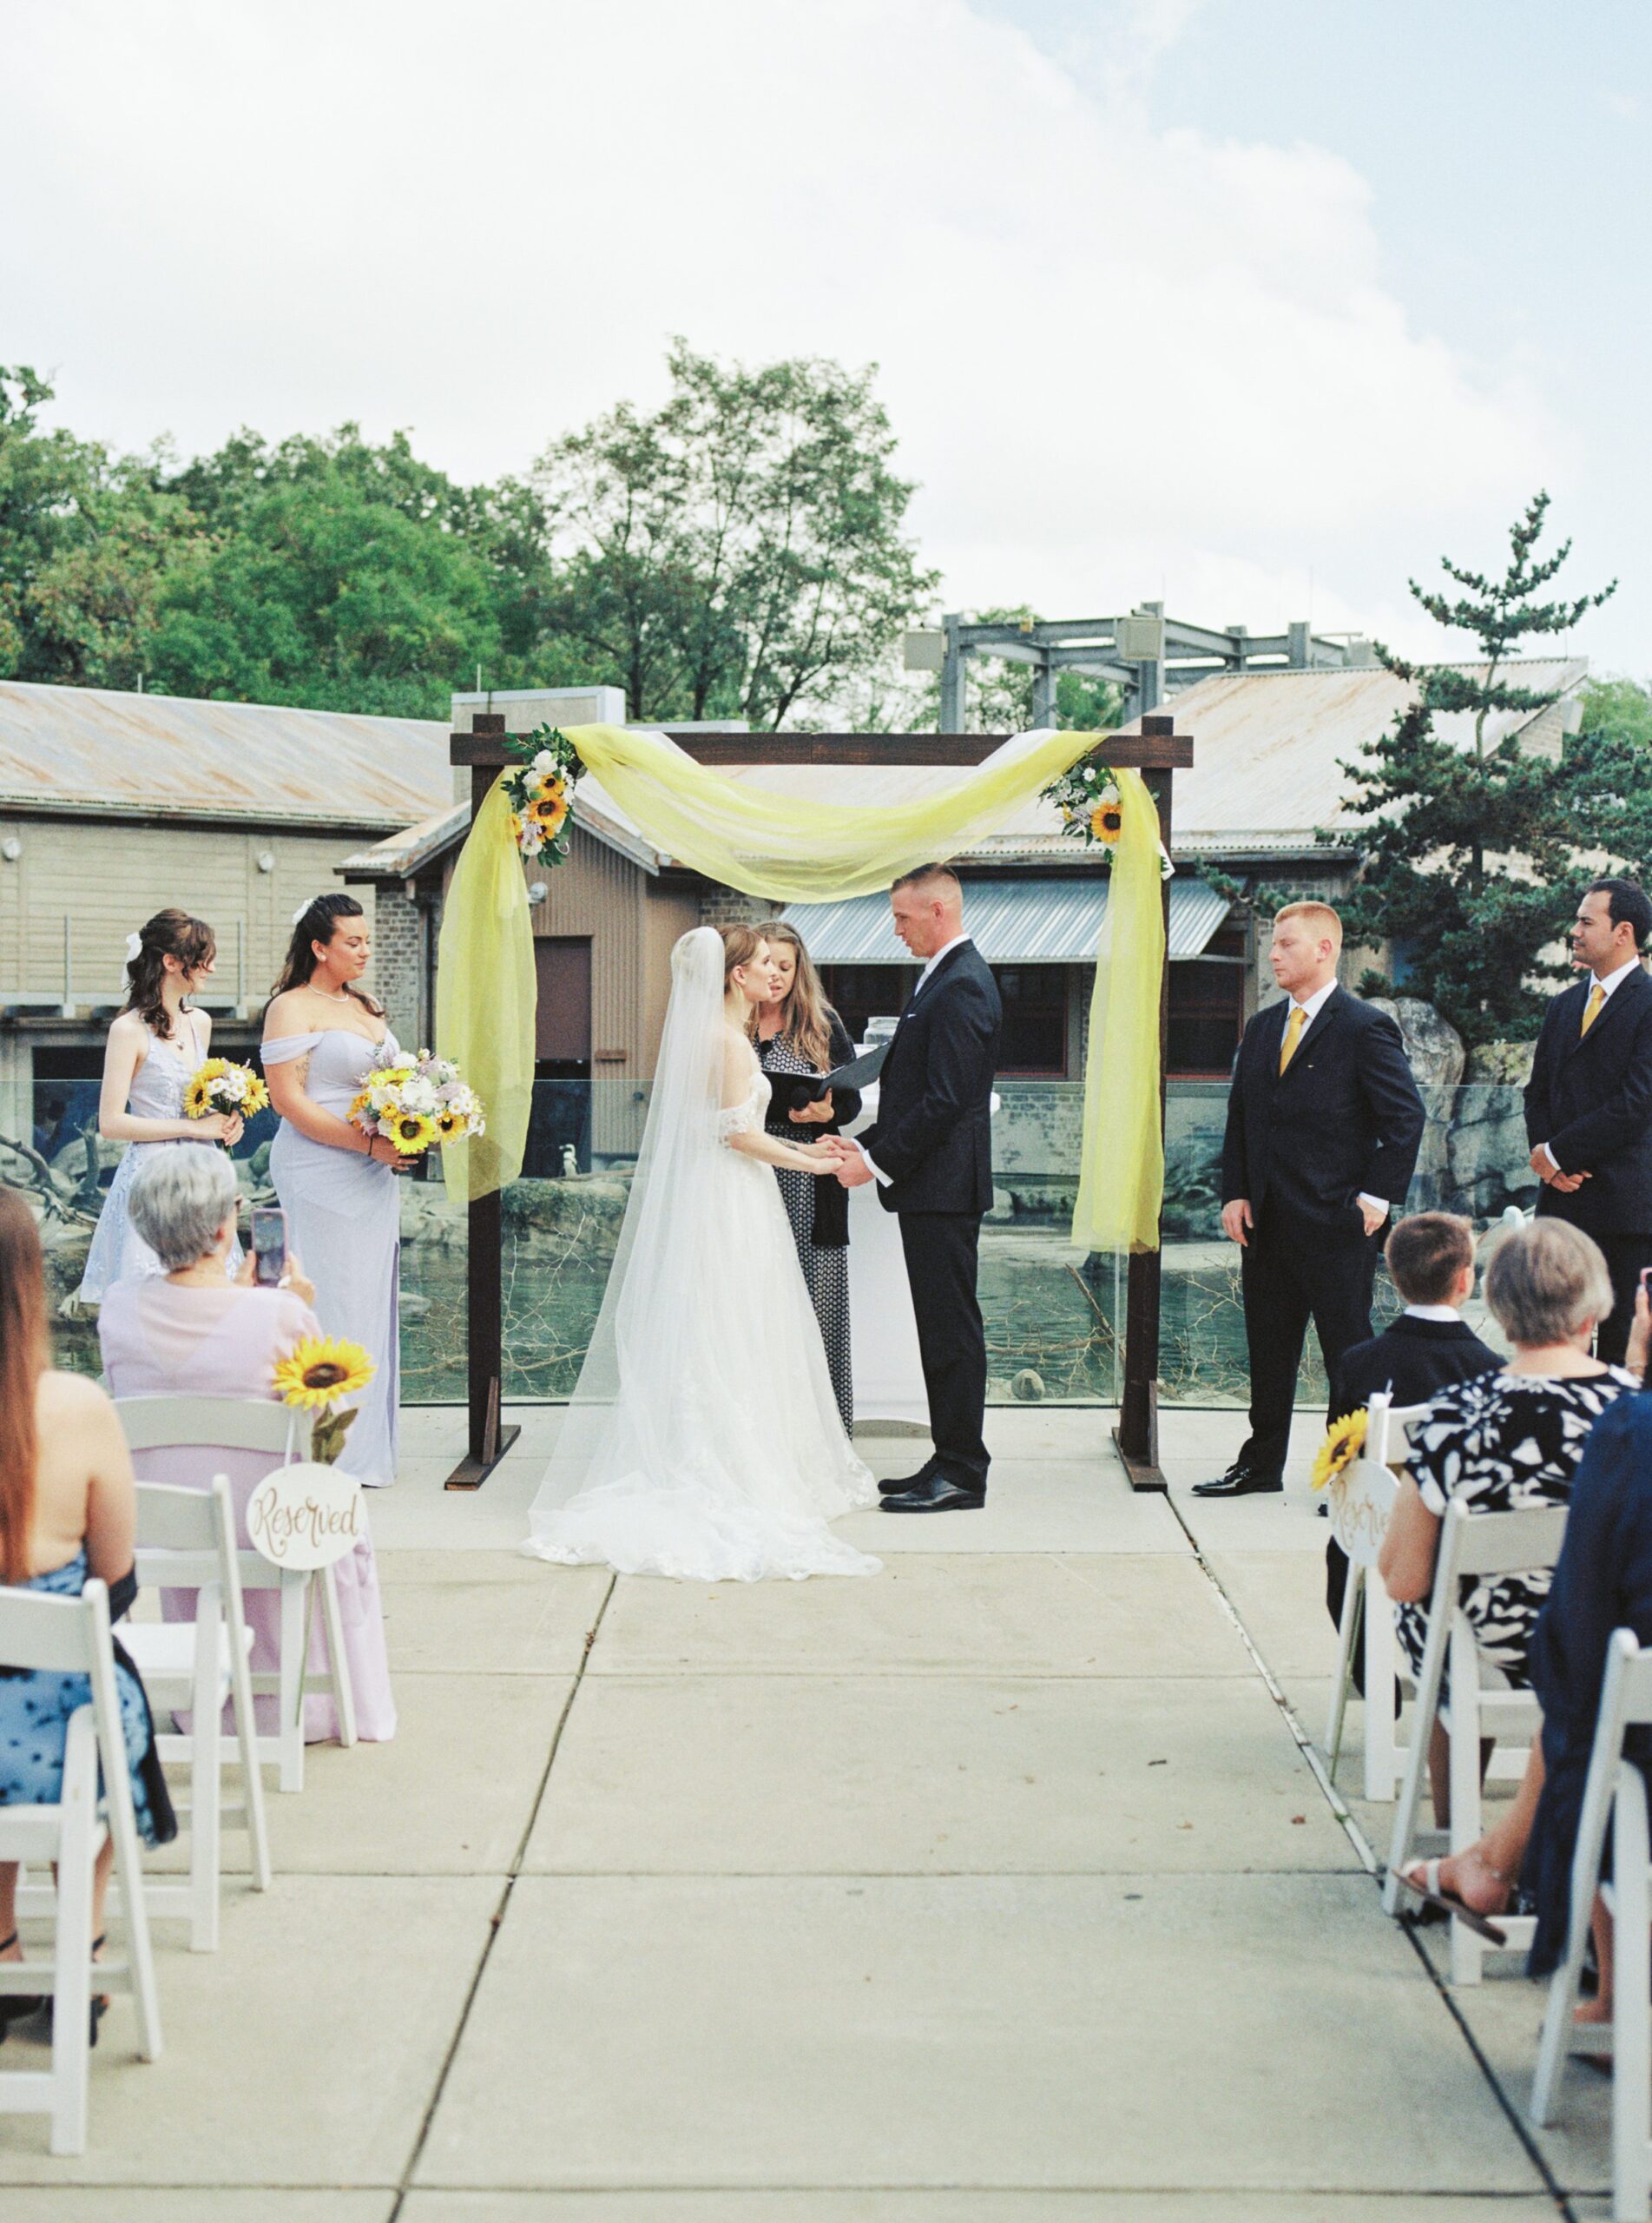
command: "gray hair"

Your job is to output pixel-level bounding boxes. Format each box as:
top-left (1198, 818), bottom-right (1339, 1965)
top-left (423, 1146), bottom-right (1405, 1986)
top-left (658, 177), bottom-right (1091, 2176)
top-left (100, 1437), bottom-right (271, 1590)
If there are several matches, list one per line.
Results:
top-left (127, 1145), bottom-right (240, 1272)
top-left (1484, 1218), bottom-right (1614, 1349)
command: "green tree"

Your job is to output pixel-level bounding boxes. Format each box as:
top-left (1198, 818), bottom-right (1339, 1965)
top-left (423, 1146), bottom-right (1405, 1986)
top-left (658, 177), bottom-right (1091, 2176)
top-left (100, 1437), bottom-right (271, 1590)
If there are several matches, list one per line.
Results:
top-left (145, 425), bottom-right (509, 716)
top-left (0, 365), bottom-right (201, 687)
top-left (533, 340), bottom-right (938, 728)
top-left (1330, 491), bottom-right (1617, 1046)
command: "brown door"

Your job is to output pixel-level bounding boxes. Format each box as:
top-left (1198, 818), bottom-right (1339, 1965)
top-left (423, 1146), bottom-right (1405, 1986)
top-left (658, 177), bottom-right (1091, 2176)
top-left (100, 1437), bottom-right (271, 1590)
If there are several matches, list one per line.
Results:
top-left (535, 937), bottom-right (592, 1076)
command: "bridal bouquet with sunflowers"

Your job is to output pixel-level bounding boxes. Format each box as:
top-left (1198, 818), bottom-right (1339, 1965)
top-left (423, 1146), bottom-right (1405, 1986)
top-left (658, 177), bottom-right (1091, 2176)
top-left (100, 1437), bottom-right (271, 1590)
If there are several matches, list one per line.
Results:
top-left (1041, 751), bottom-right (1124, 848)
top-left (501, 722), bottom-right (581, 865)
top-left (349, 1049), bottom-right (485, 1157)
top-left (184, 1057), bottom-right (271, 1122)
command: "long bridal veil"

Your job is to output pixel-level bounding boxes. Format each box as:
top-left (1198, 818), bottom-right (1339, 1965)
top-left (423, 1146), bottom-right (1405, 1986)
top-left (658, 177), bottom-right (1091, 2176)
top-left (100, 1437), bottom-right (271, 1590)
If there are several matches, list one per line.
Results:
top-left (524, 926), bottom-right (879, 1580)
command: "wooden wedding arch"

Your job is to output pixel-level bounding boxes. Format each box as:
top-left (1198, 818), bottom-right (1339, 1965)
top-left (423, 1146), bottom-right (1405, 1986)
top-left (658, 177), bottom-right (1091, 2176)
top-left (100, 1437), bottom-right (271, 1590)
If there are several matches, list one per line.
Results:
top-left (445, 713), bottom-right (1194, 1494)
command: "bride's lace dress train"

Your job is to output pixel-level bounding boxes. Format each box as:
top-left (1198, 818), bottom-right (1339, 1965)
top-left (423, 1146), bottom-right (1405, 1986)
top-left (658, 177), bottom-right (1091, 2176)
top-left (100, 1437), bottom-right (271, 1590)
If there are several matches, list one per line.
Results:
top-left (524, 931), bottom-right (879, 1583)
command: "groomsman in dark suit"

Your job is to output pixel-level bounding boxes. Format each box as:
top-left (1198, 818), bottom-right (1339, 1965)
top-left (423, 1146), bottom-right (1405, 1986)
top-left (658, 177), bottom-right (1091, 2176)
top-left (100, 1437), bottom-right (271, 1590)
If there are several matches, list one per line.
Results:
top-left (1524, 876), bottom-right (1652, 1368)
top-left (1195, 901), bottom-right (1425, 1498)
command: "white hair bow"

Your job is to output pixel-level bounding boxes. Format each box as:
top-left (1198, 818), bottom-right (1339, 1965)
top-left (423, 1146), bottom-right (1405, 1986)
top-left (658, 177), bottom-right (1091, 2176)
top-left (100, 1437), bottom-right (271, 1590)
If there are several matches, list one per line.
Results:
top-left (124, 930), bottom-right (143, 962)
top-left (292, 900), bottom-right (318, 926)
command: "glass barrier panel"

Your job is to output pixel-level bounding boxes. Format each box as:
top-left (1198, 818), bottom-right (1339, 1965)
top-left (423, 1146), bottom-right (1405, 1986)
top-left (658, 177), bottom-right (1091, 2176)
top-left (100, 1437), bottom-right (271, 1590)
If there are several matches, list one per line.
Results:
top-left (36, 1072), bottom-right (1547, 1411)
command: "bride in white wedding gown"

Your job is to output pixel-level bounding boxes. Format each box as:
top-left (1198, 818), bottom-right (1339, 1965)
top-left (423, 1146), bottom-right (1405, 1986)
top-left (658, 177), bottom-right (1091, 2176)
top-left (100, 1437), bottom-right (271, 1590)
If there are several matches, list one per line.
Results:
top-left (523, 924), bottom-right (880, 1582)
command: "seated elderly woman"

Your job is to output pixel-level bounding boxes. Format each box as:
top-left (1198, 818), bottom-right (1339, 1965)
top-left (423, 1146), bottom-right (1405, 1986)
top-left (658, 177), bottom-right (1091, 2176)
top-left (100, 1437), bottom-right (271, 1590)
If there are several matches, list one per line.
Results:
top-left (97, 1145), bottom-right (394, 1744)
top-left (1382, 1217), bottom-right (1642, 1930)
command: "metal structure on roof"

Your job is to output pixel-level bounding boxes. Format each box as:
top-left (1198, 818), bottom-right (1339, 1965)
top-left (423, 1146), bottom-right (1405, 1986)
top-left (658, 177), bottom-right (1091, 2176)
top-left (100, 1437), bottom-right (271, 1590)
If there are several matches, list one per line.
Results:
top-left (0, 682), bottom-right (452, 831)
top-left (784, 876), bottom-right (1229, 967)
top-left (907, 604), bottom-right (1375, 730)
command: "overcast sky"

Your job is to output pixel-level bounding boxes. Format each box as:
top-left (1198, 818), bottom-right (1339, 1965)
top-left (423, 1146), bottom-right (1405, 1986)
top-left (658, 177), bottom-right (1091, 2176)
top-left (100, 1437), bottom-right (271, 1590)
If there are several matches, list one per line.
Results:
top-left (5, 0), bottom-right (1647, 672)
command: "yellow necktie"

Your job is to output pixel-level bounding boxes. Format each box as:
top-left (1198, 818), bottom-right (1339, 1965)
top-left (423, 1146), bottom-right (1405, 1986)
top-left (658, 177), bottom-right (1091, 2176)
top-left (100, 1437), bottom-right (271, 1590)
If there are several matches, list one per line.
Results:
top-left (1279, 1005), bottom-right (1307, 1074)
top-left (1581, 984), bottom-right (1606, 1037)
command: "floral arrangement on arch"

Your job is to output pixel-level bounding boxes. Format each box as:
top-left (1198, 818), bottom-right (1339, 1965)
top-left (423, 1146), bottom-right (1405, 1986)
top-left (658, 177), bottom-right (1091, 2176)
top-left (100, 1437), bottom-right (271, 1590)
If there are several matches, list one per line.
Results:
top-left (1041, 751), bottom-right (1124, 848)
top-left (348, 1051), bottom-right (485, 1157)
top-left (501, 723), bottom-right (582, 864)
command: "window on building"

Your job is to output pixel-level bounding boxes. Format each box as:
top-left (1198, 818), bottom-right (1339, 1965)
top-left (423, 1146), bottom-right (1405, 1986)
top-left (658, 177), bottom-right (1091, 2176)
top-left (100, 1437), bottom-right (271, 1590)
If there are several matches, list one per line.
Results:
top-left (994, 966), bottom-right (1067, 1077)
top-left (1168, 952), bottom-right (1246, 1078)
top-left (819, 965), bottom-right (913, 1044)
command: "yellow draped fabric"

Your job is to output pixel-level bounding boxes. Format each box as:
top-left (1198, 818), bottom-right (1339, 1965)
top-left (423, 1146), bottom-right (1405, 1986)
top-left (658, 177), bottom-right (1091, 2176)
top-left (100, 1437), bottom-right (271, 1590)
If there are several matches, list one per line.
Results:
top-left (437, 773), bottom-right (536, 1205)
top-left (569, 722), bottom-right (1098, 899)
top-left (1071, 767), bottom-right (1166, 1255)
top-left (437, 722), bottom-right (1168, 1255)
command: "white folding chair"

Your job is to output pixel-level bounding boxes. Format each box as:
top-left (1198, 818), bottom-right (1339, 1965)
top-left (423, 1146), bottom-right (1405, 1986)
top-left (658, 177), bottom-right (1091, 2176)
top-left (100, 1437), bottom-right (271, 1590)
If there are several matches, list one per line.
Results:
top-left (1382, 1496), bottom-right (1568, 1982)
top-left (1325, 1392), bottom-right (1430, 1801)
top-left (113, 1395), bottom-right (357, 1792)
top-left (121, 1478), bottom-right (272, 1950)
top-left (0, 1579), bottom-right (162, 2154)
top-left (1531, 1629), bottom-right (1652, 2219)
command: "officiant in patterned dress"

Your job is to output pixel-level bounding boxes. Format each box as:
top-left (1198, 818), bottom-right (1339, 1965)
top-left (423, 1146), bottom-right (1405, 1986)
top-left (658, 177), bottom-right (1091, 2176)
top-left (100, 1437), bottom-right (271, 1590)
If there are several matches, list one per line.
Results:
top-left (755, 922), bottom-right (862, 1433)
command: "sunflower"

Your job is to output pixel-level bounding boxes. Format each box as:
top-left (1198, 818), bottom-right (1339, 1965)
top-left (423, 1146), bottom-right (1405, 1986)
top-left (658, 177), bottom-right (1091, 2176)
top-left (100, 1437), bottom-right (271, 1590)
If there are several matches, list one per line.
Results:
top-left (387, 1111), bottom-right (438, 1153)
top-left (433, 1107), bottom-right (470, 1144)
top-left (241, 1074), bottom-right (271, 1116)
top-left (348, 1087), bottom-right (372, 1123)
top-left (529, 794), bottom-right (569, 836)
top-left (1311, 1406), bottom-right (1369, 1492)
top-left (274, 1336), bottom-right (377, 1409)
top-left (1089, 800), bottom-right (1124, 843)
top-left (183, 1076), bottom-right (214, 1118)
top-left (534, 773), bottom-right (566, 805)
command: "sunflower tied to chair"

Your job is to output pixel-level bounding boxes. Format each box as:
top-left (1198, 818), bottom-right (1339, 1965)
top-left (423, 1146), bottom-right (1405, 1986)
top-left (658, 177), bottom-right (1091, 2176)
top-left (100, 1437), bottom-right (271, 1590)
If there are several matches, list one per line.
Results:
top-left (275, 1336), bottom-right (376, 1466)
top-left (1312, 1406), bottom-right (1368, 1492)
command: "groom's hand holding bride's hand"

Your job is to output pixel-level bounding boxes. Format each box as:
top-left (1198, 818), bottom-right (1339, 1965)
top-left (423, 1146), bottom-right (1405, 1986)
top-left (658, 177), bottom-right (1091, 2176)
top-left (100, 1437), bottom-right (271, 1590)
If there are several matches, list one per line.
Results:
top-left (834, 1142), bottom-right (876, 1190)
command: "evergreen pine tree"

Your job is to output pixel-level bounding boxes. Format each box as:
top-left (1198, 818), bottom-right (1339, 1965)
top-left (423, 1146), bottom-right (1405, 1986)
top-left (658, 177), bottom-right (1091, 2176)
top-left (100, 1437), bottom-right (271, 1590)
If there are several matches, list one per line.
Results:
top-left (1329, 491), bottom-right (1616, 1046)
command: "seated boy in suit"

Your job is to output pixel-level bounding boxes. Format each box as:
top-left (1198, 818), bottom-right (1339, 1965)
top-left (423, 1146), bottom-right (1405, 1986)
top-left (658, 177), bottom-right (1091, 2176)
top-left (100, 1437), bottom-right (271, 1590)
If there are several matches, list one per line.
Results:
top-left (1326, 1212), bottom-right (1501, 1660)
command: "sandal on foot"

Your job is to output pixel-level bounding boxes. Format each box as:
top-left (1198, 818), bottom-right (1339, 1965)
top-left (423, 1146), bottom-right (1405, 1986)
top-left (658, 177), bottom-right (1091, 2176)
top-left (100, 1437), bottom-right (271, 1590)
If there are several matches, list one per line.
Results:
top-left (0, 1931), bottom-right (43, 2033)
top-left (1393, 1858), bottom-right (1510, 1944)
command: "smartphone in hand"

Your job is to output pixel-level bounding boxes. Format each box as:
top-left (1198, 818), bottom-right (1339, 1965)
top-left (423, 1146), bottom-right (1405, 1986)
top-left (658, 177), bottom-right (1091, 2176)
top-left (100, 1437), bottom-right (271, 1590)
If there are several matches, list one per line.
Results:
top-left (250, 1205), bottom-right (288, 1289)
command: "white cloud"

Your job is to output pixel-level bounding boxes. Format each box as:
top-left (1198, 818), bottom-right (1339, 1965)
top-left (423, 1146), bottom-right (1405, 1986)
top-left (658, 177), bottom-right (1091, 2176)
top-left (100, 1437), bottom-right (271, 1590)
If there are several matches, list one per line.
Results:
top-left (2, 0), bottom-right (1561, 664)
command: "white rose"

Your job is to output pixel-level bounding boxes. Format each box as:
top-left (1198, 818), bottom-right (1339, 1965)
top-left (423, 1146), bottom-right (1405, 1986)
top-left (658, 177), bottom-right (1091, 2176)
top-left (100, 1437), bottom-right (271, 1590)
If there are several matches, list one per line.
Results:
top-left (531, 749), bottom-right (556, 775)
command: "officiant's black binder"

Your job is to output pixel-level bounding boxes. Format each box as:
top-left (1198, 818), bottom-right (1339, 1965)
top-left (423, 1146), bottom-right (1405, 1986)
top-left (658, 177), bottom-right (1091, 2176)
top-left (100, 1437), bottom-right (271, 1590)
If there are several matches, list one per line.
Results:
top-left (765, 1038), bottom-right (889, 1118)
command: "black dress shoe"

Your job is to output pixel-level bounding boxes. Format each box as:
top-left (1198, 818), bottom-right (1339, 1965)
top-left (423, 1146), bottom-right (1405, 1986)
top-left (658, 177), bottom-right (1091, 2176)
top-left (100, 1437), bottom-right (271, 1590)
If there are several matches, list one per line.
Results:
top-left (879, 1457), bottom-right (938, 1498)
top-left (881, 1474), bottom-right (986, 1514)
top-left (1190, 1463), bottom-right (1283, 1499)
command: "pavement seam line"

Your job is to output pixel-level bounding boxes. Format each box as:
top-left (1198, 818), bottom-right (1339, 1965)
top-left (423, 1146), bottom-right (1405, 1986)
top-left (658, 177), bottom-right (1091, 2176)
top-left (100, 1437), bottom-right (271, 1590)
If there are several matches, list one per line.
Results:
top-left (385, 1567), bottom-right (618, 2223)
top-left (1162, 1491), bottom-right (1575, 2221)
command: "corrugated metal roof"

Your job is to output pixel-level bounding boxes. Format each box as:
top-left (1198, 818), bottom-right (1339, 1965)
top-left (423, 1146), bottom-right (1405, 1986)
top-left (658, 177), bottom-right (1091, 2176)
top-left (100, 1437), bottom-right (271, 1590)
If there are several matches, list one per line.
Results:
top-left (713, 658), bottom-right (1589, 859)
top-left (783, 876), bottom-right (1231, 964)
top-left (0, 682), bottom-right (453, 831)
top-left (1122, 658), bottom-right (1588, 851)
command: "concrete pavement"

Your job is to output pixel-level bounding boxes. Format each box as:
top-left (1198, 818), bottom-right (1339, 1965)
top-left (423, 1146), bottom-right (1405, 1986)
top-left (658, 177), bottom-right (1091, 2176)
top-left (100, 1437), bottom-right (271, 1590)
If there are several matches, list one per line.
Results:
top-left (0, 1403), bottom-right (1611, 2216)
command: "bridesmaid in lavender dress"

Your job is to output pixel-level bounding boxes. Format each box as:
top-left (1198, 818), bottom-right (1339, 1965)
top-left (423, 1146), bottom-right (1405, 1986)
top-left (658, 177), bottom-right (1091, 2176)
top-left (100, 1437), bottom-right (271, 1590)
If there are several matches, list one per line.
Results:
top-left (98, 1145), bottom-right (396, 1742)
top-left (261, 894), bottom-right (409, 1489)
top-left (77, 908), bottom-right (245, 1305)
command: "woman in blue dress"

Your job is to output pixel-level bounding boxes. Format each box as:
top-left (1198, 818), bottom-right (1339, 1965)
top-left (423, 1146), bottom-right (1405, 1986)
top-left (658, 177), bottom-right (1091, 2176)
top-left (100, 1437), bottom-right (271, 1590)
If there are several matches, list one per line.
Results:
top-left (262, 895), bottom-right (409, 1489)
top-left (77, 908), bottom-right (244, 1305)
top-left (1, 1190), bottom-right (174, 2037)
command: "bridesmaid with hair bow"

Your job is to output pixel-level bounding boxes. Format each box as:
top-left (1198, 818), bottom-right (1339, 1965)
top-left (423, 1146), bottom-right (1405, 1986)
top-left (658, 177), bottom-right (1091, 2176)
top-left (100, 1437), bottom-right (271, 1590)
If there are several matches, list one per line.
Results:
top-left (76, 907), bottom-right (242, 1306)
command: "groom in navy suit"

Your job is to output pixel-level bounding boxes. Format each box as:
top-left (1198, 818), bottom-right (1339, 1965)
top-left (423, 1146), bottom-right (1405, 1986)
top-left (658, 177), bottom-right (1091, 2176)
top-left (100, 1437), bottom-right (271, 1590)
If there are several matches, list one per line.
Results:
top-left (837, 864), bottom-right (1002, 1512)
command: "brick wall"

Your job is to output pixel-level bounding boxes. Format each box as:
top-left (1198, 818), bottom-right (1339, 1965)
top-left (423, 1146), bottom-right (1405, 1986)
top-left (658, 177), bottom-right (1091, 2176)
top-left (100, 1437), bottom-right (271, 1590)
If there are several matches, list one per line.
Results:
top-left (697, 883), bottom-right (767, 927)
top-left (372, 886), bottom-right (424, 1049)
